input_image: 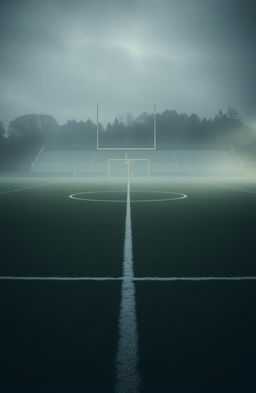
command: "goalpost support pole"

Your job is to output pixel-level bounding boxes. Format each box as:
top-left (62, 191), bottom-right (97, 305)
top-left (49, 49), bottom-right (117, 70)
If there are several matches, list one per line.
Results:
top-left (108, 159), bottom-right (110, 177)
top-left (107, 157), bottom-right (151, 178)
top-left (147, 160), bottom-right (151, 178)
top-left (97, 105), bottom-right (155, 177)
top-left (153, 104), bottom-right (156, 149)
top-left (96, 104), bottom-right (99, 150)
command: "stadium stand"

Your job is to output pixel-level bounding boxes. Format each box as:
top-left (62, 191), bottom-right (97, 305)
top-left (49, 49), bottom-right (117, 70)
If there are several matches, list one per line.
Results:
top-left (31, 146), bottom-right (245, 176)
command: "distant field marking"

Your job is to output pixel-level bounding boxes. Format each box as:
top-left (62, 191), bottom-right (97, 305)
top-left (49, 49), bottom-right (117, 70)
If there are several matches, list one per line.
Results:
top-left (69, 190), bottom-right (188, 203)
top-left (0, 181), bottom-right (58, 196)
top-left (205, 181), bottom-right (256, 195)
top-left (1, 276), bottom-right (256, 281)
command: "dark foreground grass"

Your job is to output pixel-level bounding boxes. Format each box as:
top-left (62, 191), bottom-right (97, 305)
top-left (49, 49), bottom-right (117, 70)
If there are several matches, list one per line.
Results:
top-left (0, 280), bottom-right (120, 393)
top-left (137, 281), bottom-right (256, 393)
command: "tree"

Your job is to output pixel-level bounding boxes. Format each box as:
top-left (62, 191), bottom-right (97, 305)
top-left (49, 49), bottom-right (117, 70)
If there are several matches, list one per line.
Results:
top-left (8, 114), bottom-right (58, 142)
top-left (55, 118), bottom-right (97, 148)
top-left (0, 122), bottom-right (5, 139)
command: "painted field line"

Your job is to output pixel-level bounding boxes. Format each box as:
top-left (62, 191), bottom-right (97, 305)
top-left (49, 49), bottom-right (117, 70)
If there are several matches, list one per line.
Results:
top-left (115, 179), bottom-right (140, 393)
top-left (0, 181), bottom-right (58, 196)
top-left (205, 181), bottom-right (256, 195)
top-left (0, 276), bottom-right (256, 281)
top-left (134, 276), bottom-right (256, 281)
top-left (69, 190), bottom-right (187, 203)
top-left (0, 276), bottom-right (122, 281)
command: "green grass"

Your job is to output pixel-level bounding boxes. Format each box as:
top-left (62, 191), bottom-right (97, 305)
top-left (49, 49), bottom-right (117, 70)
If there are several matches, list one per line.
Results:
top-left (137, 281), bottom-right (256, 392)
top-left (0, 280), bottom-right (120, 392)
top-left (1, 176), bottom-right (256, 392)
top-left (132, 180), bottom-right (256, 276)
top-left (0, 179), bottom-right (126, 277)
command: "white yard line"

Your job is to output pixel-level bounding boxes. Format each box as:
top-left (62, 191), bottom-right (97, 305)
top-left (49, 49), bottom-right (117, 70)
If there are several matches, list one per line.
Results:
top-left (134, 276), bottom-right (256, 281)
top-left (0, 181), bottom-right (58, 196)
top-left (0, 276), bottom-right (122, 281)
top-left (1, 275), bottom-right (256, 281)
top-left (115, 180), bottom-right (140, 393)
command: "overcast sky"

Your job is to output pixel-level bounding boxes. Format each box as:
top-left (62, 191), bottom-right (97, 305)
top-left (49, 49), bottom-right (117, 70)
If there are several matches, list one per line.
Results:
top-left (0, 0), bottom-right (256, 127)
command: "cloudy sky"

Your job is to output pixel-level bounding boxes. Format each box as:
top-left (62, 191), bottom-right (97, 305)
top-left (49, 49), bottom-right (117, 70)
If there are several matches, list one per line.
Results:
top-left (0, 0), bottom-right (256, 126)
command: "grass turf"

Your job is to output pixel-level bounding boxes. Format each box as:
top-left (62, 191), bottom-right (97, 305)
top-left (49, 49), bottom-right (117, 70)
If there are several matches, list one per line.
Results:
top-left (0, 179), bottom-right (126, 277)
top-left (0, 280), bottom-right (120, 392)
top-left (1, 176), bottom-right (256, 392)
top-left (132, 179), bottom-right (256, 276)
top-left (137, 281), bottom-right (256, 393)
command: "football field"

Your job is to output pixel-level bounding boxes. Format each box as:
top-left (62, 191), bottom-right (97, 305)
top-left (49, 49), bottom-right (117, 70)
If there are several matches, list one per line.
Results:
top-left (1, 176), bottom-right (256, 392)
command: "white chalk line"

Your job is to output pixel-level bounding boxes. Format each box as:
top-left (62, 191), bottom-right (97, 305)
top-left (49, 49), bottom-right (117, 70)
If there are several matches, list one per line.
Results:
top-left (134, 276), bottom-right (256, 281)
top-left (203, 181), bottom-right (256, 195)
top-left (0, 276), bottom-right (122, 281)
top-left (1, 276), bottom-right (256, 281)
top-left (115, 180), bottom-right (140, 393)
top-left (0, 181), bottom-right (58, 196)
top-left (69, 190), bottom-right (187, 203)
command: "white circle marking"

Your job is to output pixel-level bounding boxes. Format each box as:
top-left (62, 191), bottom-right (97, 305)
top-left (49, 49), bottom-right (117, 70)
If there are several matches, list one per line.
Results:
top-left (69, 190), bottom-right (188, 203)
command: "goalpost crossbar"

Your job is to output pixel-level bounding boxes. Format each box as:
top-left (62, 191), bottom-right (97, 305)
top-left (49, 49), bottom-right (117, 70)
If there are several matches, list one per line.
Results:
top-left (108, 157), bottom-right (151, 178)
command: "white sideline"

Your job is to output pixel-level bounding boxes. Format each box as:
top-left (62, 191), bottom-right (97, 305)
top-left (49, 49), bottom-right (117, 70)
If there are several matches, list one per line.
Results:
top-left (0, 181), bottom-right (57, 196)
top-left (205, 181), bottom-right (256, 195)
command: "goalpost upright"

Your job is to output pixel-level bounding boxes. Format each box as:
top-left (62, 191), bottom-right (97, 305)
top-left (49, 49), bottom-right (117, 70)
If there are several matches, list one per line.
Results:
top-left (96, 104), bottom-right (157, 177)
top-left (96, 104), bottom-right (157, 151)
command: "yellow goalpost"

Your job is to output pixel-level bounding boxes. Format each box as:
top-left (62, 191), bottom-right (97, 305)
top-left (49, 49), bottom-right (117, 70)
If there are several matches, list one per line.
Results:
top-left (107, 153), bottom-right (151, 178)
top-left (96, 105), bottom-right (156, 178)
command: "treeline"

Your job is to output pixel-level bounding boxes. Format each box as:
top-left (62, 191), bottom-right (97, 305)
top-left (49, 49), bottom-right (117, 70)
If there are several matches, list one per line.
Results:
top-left (0, 108), bottom-right (255, 170)
top-left (0, 115), bottom-right (58, 171)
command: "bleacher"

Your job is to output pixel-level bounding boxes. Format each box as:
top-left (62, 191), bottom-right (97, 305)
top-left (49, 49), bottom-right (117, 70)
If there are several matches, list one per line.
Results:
top-left (31, 146), bottom-right (245, 176)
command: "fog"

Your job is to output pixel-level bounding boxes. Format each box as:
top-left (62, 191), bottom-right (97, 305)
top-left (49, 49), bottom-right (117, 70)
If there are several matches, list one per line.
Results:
top-left (1, 0), bottom-right (256, 126)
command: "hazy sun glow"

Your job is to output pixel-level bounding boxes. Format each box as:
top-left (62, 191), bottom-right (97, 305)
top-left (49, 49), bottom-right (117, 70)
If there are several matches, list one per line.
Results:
top-left (115, 39), bottom-right (147, 57)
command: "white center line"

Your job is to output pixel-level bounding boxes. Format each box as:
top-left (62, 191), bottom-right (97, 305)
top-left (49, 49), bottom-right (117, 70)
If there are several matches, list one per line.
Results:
top-left (115, 180), bottom-right (140, 393)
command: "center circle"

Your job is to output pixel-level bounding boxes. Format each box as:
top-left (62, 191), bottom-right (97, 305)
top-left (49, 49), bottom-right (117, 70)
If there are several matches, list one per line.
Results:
top-left (69, 190), bottom-right (188, 203)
